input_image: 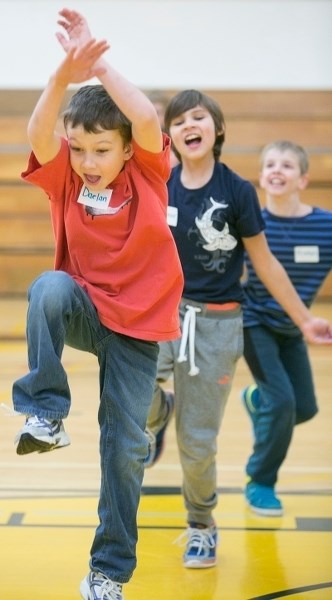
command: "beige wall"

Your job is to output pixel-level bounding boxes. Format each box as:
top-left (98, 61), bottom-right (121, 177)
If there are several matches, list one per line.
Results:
top-left (1, 0), bottom-right (332, 90)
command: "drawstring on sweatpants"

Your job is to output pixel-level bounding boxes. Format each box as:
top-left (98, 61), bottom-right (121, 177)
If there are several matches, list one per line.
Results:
top-left (177, 305), bottom-right (201, 376)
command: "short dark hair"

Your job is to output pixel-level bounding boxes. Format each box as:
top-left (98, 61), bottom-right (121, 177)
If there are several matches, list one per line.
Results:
top-left (164, 89), bottom-right (226, 162)
top-left (63, 84), bottom-right (132, 145)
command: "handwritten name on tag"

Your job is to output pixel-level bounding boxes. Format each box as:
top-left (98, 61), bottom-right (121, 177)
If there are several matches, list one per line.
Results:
top-left (77, 186), bottom-right (113, 209)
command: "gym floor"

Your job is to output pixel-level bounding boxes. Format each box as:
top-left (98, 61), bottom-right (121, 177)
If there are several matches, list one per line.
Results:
top-left (0, 300), bottom-right (331, 599)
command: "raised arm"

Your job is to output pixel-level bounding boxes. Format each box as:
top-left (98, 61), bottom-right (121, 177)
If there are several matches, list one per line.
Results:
top-left (244, 232), bottom-right (332, 344)
top-left (27, 18), bottom-right (109, 165)
top-left (57, 8), bottom-right (163, 154)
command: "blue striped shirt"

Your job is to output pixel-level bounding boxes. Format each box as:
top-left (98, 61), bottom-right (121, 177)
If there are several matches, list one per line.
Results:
top-left (242, 207), bottom-right (332, 335)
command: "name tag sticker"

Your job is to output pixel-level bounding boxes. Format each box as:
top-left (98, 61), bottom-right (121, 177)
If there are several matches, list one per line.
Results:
top-left (78, 185), bottom-right (113, 209)
top-left (167, 205), bottom-right (178, 227)
top-left (294, 246), bottom-right (319, 263)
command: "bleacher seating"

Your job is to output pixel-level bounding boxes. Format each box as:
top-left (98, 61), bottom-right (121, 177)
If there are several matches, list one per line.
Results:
top-left (0, 89), bottom-right (331, 297)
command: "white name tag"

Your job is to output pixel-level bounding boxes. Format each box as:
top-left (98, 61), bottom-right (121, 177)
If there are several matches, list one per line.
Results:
top-left (294, 245), bottom-right (319, 263)
top-left (77, 185), bottom-right (113, 209)
top-left (167, 205), bottom-right (178, 227)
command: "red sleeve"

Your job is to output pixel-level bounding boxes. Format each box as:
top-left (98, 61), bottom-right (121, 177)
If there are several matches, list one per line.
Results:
top-left (131, 133), bottom-right (171, 184)
top-left (21, 138), bottom-right (70, 200)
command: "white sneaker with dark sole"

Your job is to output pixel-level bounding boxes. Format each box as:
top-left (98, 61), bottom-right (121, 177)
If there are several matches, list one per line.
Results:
top-left (15, 415), bottom-right (70, 455)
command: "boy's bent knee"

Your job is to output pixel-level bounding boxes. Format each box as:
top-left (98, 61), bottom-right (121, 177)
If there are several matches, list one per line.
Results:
top-left (28, 271), bottom-right (76, 309)
top-left (29, 271), bottom-right (74, 295)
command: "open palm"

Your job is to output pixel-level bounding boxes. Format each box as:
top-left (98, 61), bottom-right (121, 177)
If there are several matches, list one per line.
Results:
top-left (55, 9), bottom-right (109, 83)
top-left (57, 8), bottom-right (94, 51)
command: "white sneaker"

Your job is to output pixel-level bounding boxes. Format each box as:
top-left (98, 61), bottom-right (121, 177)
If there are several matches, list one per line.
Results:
top-left (80, 572), bottom-right (124, 600)
top-left (15, 415), bottom-right (70, 455)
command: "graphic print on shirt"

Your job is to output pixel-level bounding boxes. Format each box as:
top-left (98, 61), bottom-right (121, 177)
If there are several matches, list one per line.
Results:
top-left (192, 196), bottom-right (237, 272)
top-left (84, 198), bottom-right (132, 217)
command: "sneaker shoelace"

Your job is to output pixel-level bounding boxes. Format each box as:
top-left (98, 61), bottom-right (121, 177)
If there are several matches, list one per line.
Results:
top-left (174, 526), bottom-right (216, 555)
top-left (0, 403), bottom-right (21, 417)
top-left (93, 573), bottom-right (123, 600)
top-left (26, 415), bottom-right (54, 429)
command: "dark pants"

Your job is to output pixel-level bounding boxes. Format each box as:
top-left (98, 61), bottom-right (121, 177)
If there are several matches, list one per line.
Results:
top-left (243, 325), bottom-right (318, 487)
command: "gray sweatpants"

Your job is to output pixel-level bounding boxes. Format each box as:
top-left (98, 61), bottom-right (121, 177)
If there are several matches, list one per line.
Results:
top-left (147, 298), bottom-right (243, 526)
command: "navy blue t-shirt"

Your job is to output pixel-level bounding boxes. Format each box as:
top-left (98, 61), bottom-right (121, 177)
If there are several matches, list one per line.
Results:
top-left (167, 161), bottom-right (265, 303)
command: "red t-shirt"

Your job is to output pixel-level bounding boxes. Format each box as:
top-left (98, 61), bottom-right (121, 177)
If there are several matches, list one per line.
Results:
top-left (21, 135), bottom-right (183, 341)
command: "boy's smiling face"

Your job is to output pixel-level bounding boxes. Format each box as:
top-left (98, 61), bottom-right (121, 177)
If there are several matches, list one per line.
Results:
top-left (259, 148), bottom-right (309, 198)
top-left (66, 125), bottom-right (133, 190)
top-left (169, 104), bottom-right (218, 161)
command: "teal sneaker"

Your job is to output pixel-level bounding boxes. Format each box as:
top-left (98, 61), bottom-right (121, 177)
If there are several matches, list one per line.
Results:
top-left (245, 481), bottom-right (283, 517)
top-left (241, 385), bottom-right (260, 425)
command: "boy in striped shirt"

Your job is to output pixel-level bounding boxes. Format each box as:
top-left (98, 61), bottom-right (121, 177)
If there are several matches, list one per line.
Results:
top-left (242, 140), bottom-right (332, 516)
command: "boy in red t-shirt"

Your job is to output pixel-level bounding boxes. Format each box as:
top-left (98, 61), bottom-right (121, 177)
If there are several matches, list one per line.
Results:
top-left (12, 8), bottom-right (183, 600)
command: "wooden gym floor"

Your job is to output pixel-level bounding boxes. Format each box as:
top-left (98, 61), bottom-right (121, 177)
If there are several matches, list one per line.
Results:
top-left (0, 299), bottom-right (331, 600)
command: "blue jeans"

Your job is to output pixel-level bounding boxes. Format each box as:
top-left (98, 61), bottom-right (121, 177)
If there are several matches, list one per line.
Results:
top-left (243, 325), bottom-right (318, 487)
top-left (13, 271), bottom-right (159, 583)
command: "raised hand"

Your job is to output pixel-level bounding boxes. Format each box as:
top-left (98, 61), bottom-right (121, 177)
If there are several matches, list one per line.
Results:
top-left (56, 8), bottom-right (94, 51)
top-left (55, 9), bottom-right (110, 84)
top-left (54, 38), bottom-right (110, 85)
